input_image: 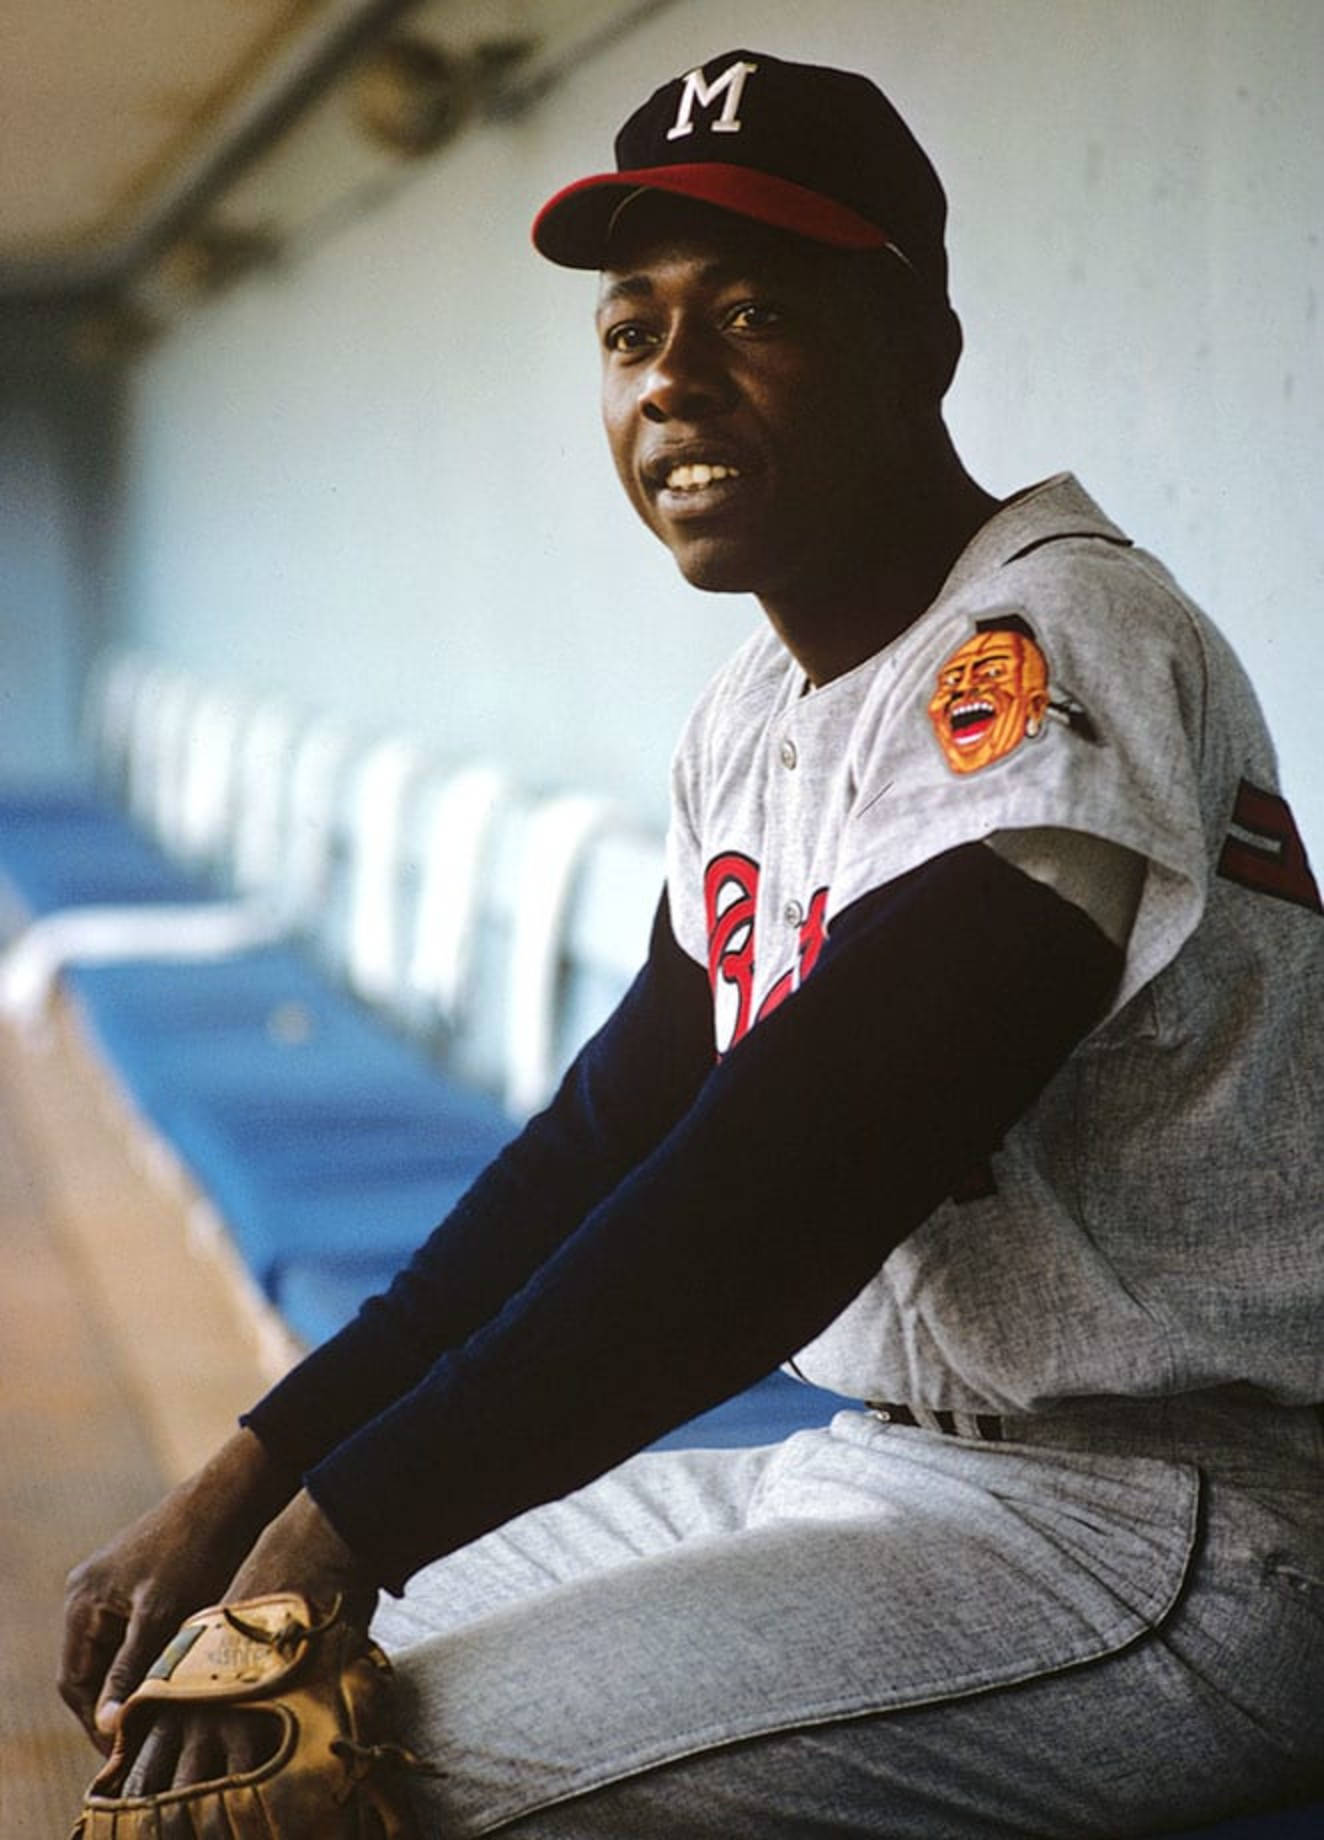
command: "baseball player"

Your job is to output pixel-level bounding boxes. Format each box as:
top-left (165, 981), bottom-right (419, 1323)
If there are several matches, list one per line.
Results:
top-left (61, 50), bottom-right (1323, 1838)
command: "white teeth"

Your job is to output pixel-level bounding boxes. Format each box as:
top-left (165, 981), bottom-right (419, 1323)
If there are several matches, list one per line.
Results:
top-left (666, 462), bottom-right (741, 491)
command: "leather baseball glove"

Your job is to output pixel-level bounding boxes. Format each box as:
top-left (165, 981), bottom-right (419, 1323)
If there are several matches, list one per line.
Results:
top-left (72, 1592), bottom-right (429, 1838)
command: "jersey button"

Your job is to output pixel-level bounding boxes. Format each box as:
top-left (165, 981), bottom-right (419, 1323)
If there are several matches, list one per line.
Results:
top-left (783, 899), bottom-right (804, 928)
top-left (779, 738), bottom-right (798, 770)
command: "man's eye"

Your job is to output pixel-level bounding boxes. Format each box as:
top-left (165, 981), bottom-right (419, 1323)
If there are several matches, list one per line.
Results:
top-left (725, 300), bottom-right (783, 333)
top-left (603, 322), bottom-right (656, 354)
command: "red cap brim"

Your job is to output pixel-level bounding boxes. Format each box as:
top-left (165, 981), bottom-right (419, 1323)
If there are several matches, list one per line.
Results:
top-left (532, 162), bottom-right (890, 268)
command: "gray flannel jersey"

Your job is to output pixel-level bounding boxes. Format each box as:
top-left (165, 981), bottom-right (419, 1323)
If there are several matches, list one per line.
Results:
top-left (667, 474), bottom-right (1322, 1413)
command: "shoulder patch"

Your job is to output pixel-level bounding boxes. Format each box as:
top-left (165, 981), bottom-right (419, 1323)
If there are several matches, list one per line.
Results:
top-left (927, 611), bottom-right (1098, 776)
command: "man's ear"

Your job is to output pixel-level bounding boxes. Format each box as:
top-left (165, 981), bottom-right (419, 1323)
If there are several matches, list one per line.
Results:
top-left (885, 293), bottom-right (962, 407)
top-left (926, 305), bottom-right (963, 400)
top-left (852, 249), bottom-right (961, 405)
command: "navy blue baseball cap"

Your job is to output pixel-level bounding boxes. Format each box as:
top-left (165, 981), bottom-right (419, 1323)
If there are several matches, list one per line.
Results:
top-left (532, 49), bottom-right (950, 300)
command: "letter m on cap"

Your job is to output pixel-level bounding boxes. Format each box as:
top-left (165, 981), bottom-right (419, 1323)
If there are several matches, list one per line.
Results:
top-left (667, 58), bottom-right (758, 141)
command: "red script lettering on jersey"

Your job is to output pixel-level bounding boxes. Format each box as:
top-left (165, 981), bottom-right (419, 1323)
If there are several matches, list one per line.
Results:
top-left (704, 853), bottom-right (829, 1053)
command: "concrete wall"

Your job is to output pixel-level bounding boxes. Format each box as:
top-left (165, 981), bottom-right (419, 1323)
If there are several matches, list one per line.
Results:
top-left (107, 0), bottom-right (1322, 845)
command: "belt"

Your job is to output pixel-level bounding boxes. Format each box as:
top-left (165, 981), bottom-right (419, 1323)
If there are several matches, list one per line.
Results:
top-left (866, 1395), bottom-right (1324, 1467)
top-left (869, 1403), bottom-right (1006, 1442)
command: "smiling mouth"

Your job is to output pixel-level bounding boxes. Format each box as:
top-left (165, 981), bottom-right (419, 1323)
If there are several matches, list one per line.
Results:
top-left (948, 698), bottom-right (997, 744)
top-left (665, 462), bottom-right (742, 493)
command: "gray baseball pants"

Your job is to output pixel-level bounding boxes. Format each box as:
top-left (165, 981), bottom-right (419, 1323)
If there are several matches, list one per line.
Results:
top-left (371, 1394), bottom-right (1324, 1837)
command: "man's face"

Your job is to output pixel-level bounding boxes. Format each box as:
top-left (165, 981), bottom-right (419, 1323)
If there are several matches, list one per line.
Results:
top-left (927, 627), bottom-right (1049, 774)
top-left (597, 198), bottom-right (926, 604)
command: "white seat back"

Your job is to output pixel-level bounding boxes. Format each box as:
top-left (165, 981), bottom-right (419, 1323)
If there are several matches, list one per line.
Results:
top-left (407, 761), bottom-right (514, 1030)
top-left (342, 736), bottom-right (433, 1003)
top-left (230, 697), bottom-right (305, 897)
top-left (503, 792), bottom-right (624, 1118)
top-left (175, 688), bottom-right (250, 869)
top-left (275, 716), bottom-right (357, 932)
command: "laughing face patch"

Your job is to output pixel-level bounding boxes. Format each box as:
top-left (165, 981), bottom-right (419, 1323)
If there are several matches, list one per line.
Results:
top-left (927, 613), bottom-right (1098, 775)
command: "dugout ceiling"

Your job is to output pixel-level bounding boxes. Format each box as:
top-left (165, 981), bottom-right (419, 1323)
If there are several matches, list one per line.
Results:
top-left (0, 0), bottom-right (664, 335)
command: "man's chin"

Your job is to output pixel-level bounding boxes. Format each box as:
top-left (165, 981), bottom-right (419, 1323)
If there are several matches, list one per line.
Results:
top-left (666, 536), bottom-right (766, 597)
top-left (676, 564), bottom-right (757, 595)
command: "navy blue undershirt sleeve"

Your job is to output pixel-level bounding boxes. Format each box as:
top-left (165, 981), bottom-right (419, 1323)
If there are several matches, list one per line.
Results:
top-left (250, 843), bottom-right (1122, 1593)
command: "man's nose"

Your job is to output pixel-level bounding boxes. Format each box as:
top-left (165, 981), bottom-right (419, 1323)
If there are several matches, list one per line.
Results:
top-left (638, 325), bottom-right (736, 424)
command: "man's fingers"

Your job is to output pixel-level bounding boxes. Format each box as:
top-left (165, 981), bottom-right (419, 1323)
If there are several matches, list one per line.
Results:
top-left (60, 1565), bottom-right (185, 1754)
top-left (175, 1718), bottom-right (227, 1790)
top-left (58, 1592), bottom-right (129, 1749)
top-left (111, 1708), bottom-right (270, 1830)
top-left (94, 1600), bottom-right (185, 1743)
top-left (121, 1709), bottom-right (183, 1798)
top-left (176, 1708), bottom-right (272, 1786)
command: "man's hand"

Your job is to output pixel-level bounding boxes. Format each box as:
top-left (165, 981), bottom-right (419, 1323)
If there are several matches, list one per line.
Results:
top-left (60, 1428), bottom-right (293, 1752)
top-left (111, 1490), bottom-right (379, 1803)
top-left (73, 1589), bottom-right (418, 1840)
top-left (225, 1482), bottom-right (377, 1622)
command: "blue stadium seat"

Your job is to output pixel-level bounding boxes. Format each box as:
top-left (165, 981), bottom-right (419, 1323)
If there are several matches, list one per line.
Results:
top-left (0, 802), bottom-right (208, 918)
top-left (0, 654), bottom-right (155, 881)
top-left (0, 661), bottom-right (215, 923)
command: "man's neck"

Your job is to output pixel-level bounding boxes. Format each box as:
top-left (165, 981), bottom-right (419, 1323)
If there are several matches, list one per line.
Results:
top-left (760, 463), bottom-right (1001, 689)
